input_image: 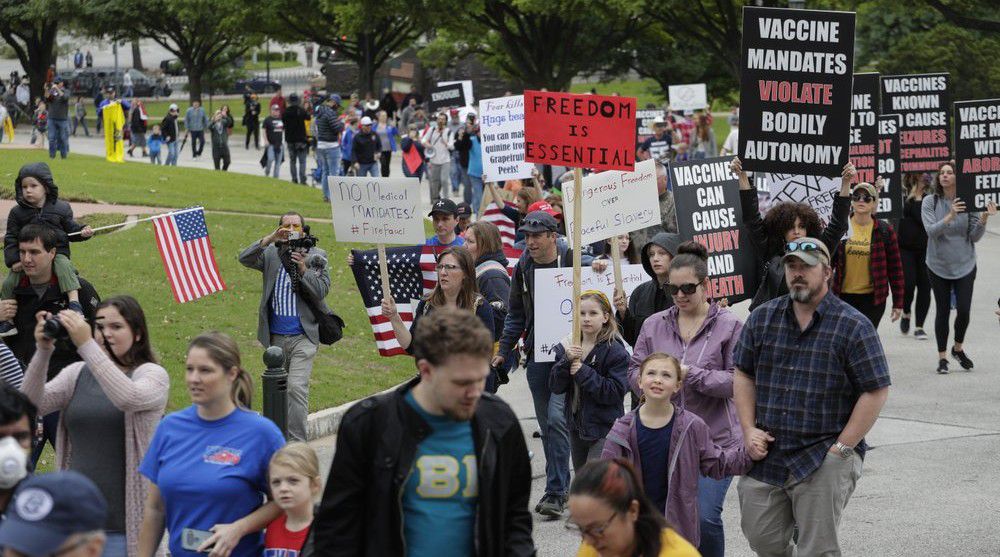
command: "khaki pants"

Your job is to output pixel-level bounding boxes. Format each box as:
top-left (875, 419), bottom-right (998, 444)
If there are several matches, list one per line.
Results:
top-left (738, 451), bottom-right (863, 557)
top-left (270, 333), bottom-right (318, 442)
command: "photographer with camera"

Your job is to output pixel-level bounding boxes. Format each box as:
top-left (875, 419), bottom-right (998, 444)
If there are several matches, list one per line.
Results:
top-left (238, 212), bottom-right (331, 442)
top-left (0, 225), bottom-right (100, 465)
top-left (45, 77), bottom-right (71, 159)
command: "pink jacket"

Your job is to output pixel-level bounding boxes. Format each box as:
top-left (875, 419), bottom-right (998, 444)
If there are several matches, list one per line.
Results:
top-left (628, 303), bottom-right (743, 450)
top-left (601, 407), bottom-right (750, 547)
top-left (21, 340), bottom-right (169, 557)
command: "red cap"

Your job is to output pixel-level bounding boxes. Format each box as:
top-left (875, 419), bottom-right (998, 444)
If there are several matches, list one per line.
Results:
top-left (527, 200), bottom-right (562, 220)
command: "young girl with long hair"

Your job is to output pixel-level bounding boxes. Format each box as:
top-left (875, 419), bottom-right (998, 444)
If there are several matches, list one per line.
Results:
top-left (551, 290), bottom-right (630, 470)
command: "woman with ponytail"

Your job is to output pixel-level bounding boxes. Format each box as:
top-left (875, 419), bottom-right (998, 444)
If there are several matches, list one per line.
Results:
top-left (625, 241), bottom-right (745, 557)
top-left (567, 458), bottom-right (700, 557)
top-left (138, 332), bottom-right (285, 557)
top-left (21, 295), bottom-right (168, 557)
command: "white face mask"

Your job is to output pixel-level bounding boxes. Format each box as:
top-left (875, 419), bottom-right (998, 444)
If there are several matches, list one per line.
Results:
top-left (0, 436), bottom-right (27, 489)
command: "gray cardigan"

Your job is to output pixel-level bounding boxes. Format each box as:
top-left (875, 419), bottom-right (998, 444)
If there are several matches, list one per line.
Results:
top-left (238, 240), bottom-right (332, 346)
top-left (921, 195), bottom-right (986, 279)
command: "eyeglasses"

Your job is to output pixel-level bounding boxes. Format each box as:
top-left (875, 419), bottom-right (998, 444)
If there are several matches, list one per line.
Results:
top-left (851, 192), bottom-right (874, 203)
top-left (435, 263), bottom-right (460, 272)
top-left (665, 283), bottom-right (699, 296)
top-left (785, 240), bottom-right (823, 254)
top-left (566, 511), bottom-right (618, 539)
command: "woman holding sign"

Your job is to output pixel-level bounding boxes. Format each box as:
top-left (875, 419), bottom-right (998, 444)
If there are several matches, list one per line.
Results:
top-left (921, 162), bottom-right (997, 374)
top-left (831, 178), bottom-right (905, 327)
top-left (898, 173), bottom-right (933, 340)
top-left (626, 242), bottom-right (743, 557)
top-left (731, 157), bottom-right (853, 311)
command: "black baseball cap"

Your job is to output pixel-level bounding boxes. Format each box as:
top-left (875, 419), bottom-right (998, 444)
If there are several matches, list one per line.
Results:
top-left (429, 199), bottom-right (458, 217)
top-left (456, 202), bottom-right (472, 218)
top-left (519, 210), bottom-right (559, 233)
top-left (0, 471), bottom-right (108, 556)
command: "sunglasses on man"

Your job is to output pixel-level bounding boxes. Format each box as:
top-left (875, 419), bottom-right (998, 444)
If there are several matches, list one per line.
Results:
top-left (785, 240), bottom-right (823, 254)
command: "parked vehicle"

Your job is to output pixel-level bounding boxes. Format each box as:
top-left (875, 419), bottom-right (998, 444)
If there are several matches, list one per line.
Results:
top-left (232, 75), bottom-right (281, 94)
top-left (159, 59), bottom-right (186, 76)
top-left (67, 69), bottom-right (172, 98)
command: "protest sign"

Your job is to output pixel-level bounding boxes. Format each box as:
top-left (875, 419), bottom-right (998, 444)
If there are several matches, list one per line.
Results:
top-left (331, 176), bottom-right (425, 245)
top-left (738, 6), bottom-right (856, 176)
top-left (480, 95), bottom-right (534, 182)
top-left (523, 90), bottom-right (637, 172)
top-left (438, 80), bottom-right (474, 105)
top-left (877, 114), bottom-right (902, 219)
top-left (428, 83), bottom-right (467, 113)
top-left (637, 109), bottom-right (667, 145)
top-left (533, 264), bottom-right (646, 362)
top-left (766, 173), bottom-right (841, 225)
top-left (954, 99), bottom-right (1000, 210)
top-left (671, 157), bottom-right (758, 304)
top-left (562, 159), bottom-right (660, 246)
top-left (669, 83), bottom-right (708, 112)
top-left (880, 73), bottom-right (951, 173)
top-left (849, 73), bottom-right (880, 185)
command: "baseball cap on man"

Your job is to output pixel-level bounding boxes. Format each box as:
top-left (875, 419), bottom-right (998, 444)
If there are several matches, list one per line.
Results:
top-left (0, 471), bottom-right (108, 556)
top-left (527, 200), bottom-right (561, 220)
top-left (455, 202), bottom-right (472, 219)
top-left (781, 237), bottom-right (831, 266)
top-left (519, 210), bottom-right (559, 234)
top-left (168, 103), bottom-right (178, 111)
top-left (428, 198), bottom-right (458, 217)
top-left (360, 116), bottom-right (373, 126)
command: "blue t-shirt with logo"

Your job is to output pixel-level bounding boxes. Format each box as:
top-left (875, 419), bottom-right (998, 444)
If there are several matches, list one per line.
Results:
top-left (139, 406), bottom-right (285, 557)
top-left (269, 266), bottom-right (304, 336)
top-left (402, 391), bottom-right (478, 557)
top-left (426, 235), bottom-right (465, 247)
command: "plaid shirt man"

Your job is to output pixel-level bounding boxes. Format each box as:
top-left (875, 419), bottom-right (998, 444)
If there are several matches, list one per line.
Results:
top-left (734, 291), bottom-right (891, 486)
top-left (831, 218), bottom-right (905, 308)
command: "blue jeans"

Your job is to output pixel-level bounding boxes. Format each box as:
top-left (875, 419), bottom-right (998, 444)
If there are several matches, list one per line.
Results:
top-left (525, 360), bottom-right (570, 497)
top-left (286, 143), bottom-right (309, 184)
top-left (317, 146), bottom-right (342, 200)
top-left (357, 162), bottom-right (379, 177)
top-left (102, 533), bottom-right (127, 557)
top-left (697, 474), bottom-right (733, 557)
top-left (165, 141), bottom-right (178, 165)
top-left (450, 150), bottom-right (462, 192)
top-left (48, 119), bottom-right (69, 159)
top-left (266, 144), bottom-right (283, 178)
top-left (469, 175), bottom-right (484, 216)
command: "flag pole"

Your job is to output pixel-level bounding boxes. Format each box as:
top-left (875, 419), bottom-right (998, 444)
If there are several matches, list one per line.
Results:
top-left (572, 167), bottom-right (583, 346)
top-left (67, 206), bottom-right (205, 236)
top-left (377, 244), bottom-right (391, 301)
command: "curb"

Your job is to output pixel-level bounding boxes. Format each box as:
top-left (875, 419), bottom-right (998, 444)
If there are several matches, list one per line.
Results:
top-left (305, 381), bottom-right (406, 441)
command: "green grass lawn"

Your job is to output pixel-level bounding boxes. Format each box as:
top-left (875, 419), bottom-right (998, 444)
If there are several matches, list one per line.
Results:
top-left (244, 60), bottom-right (301, 71)
top-left (72, 211), bottom-right (417, 414)
top-left (0, 150), bottom-right (332, 219)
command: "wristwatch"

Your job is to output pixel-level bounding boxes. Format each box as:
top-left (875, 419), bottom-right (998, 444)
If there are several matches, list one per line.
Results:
top-left (833, 441), bottom-right (854, 458)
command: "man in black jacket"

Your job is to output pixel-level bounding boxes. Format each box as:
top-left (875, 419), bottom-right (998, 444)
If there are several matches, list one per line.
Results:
top-left (282, 94), bottom-right (310, 185)
top-left (0, 225), bottom-right (99, 465)
top-left (314, 308), bottom-right (535, 556)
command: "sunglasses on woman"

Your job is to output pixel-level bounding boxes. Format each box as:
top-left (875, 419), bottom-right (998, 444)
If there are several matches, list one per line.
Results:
top-left (851, 192), bottom-right (874, 203)
top-left (665, 282), bottom-right (699, 296)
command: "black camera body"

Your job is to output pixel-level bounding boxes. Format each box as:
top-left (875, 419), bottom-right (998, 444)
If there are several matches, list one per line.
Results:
top-left (42, 314), bottom-right (69, 341)
top-left (287, 233), bottom-right (318, 252)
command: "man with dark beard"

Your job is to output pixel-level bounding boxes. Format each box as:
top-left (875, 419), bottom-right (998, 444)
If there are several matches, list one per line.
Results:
top-left (732, 237), bottom-right (890, 557)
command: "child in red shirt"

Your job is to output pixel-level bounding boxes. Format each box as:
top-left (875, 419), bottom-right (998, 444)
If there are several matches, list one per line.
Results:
top-left (264, 442), bottom-right (322, 556)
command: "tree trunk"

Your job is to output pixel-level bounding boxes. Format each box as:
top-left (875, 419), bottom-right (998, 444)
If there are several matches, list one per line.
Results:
top-left (131, 39), bottom-right (143, 70)
top-left (186, 66), bottom-right (203, 104)
top-left (358, 35), bottom-right (377, 98)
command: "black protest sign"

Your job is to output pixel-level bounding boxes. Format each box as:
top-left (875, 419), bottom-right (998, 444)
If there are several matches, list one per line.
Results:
top-left (876, 114), bottom-right (902, 219)
top-left (670, 156), bottom-right (758, 304)
top-left (636, 109), bottom-right (666, 144)
top-left (850, 73), bottom-right (880, 185)
top-left (738, 7), bottom-right (856, 176)
top-left (428, 83), bottom-right (467, 113)
top-left (880, 73), bottom-right (951, 173)
top-left (955, 99), bottom-right (1000, 210)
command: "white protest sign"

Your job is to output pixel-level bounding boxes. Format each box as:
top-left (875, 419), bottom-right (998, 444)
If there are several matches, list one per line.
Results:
top-left (563, 159), bottom-right (659, 245)
top-left (668, 83), bottom-right (708, 112)
top-left (331, 176), bottom-right (425, 245)
top-left (766, 173), bottom-right (841, 225)
top-left (533, 264), bottom-right (646, 362)
top-left (438, 80), bottom-right (474, 105)
top-left (480, 95), bottom-right (534, 182)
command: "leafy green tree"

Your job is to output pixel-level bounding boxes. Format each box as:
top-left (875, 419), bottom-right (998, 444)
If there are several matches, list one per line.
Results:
top-left (0, 0), bottom-right (74, 101)
top-left (263, 0), bottom-right (425, 96)
top-left (79, 0), bottom-right (261, 103)
top-left (429, 0), bottom-right (644, 91)
top-left (923, 0), bottom-right (1000, 33)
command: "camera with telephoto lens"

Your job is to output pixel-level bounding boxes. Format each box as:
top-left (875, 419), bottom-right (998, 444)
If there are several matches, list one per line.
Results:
top-left (287, 230), bottom-right (318, 252)
top-left (42, 314), bottom-right (69, 341)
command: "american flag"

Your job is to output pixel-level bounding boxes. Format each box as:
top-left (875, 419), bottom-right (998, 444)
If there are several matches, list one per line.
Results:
top-left (352, 244), bottom-right (522, 357)
top-left (481, 202), bottom-right (517, 247)
top-left (152, 208), bottom-right (226, 303)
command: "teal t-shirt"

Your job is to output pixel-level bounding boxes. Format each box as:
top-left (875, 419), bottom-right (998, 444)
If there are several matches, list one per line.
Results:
top-left (402, 391), bottom-right (478, 557)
